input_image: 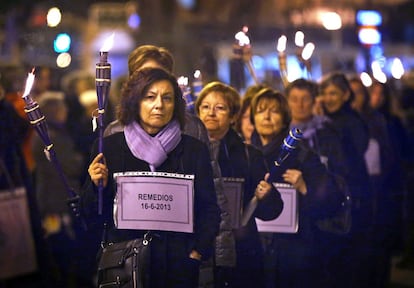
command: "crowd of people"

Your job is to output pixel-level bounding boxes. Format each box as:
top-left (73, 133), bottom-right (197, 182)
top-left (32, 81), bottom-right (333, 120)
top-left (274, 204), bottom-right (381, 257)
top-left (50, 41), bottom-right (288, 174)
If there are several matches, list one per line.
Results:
top-left (0, 43), bottom-right (413, 288)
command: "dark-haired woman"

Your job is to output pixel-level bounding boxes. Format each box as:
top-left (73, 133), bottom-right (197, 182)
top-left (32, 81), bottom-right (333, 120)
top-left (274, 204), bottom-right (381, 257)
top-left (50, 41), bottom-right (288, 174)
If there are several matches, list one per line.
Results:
top-left (250, 87), bottom-right (342, 288)
top-left (319, 72), bottom-right (374, 287)
top-left (82, 67), bottom-right (220, 288)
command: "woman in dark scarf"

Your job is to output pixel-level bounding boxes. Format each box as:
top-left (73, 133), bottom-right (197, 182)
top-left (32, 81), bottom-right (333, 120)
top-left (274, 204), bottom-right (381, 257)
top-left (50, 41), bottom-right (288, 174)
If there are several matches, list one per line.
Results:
top-left (82, 67), bottom-right (220, 288)
top-left (195, 81), bottom-right (283, 288)
top-left (250, 87), bottom-right (341, 288)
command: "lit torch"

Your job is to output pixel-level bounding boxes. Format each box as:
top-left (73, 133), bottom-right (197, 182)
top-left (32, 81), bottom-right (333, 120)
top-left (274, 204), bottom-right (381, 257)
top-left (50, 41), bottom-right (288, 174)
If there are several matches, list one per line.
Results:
top-left (277, 35), bottom-right (289, 88)
top-left (22, 69), bottom-right (84, 224)
top-left (96, 33), bottom-right (114, 215)
top-left (234, 26), bottom-right (258, 84)
top-left (178, 75), bottom-right (194, 113)
top-left (192, 69), bottom-right (203, 98)
top-left (301, 42), bottom-right (315, 80)
top-left (294, 31), bottom-right (306, 76)
top-left (294, 30), bottom-right (305, 62)
top-left (240, 128), bottom-right (303, 226)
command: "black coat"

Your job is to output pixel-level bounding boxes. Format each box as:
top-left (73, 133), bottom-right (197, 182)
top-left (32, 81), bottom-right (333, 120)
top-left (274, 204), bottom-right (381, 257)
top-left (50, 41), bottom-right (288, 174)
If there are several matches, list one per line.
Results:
top-left (325, 104), bottom-right (373, 231)
top-left (251, 129), bottom-right (343, 288)
top-left (0, 99), bottom-right (50, 285)
top-left (33, 123), bottom-right (83, 217)
top-left (81, 132), bottom-right (220, 288)
top-left (291, 115), bottom-right (348, 178)
top-left (218, 129), bottom-right (283, 221)
top-left (214, 128), bottom-right (283, 287)
top-left (251, 130), bottom-right (342, 233)
top-left (218, 129), bottom-right (283, 254)
top-left (325, 105), bottom-right (371, 200)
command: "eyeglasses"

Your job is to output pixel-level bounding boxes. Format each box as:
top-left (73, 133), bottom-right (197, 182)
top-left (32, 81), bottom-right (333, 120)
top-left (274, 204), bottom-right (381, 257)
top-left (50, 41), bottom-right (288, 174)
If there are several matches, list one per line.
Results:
top-left (199, 103), bottom-right (229, 114)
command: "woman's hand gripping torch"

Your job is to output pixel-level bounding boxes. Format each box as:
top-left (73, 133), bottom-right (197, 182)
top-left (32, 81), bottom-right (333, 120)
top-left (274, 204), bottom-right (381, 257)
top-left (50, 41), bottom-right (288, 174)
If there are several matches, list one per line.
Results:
top-left (301, 42), bottom-right (315, 80)
top-left (240, 128), bottom-right (303, 226)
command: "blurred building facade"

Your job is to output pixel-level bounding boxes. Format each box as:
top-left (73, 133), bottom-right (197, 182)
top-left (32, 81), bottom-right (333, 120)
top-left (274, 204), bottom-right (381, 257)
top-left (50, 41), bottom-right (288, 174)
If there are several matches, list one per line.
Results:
top-left (0, 0), bottom-right (413, 88)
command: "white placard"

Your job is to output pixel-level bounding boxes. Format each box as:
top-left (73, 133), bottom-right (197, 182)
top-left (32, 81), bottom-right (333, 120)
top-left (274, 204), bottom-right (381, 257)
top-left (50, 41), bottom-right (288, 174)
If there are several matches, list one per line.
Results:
top-left (255, 183), bottom-right (298, 233)
top-left (222, 177), bottom-right (244, 229)
top-left (113, 171), bottom-right (194, 233)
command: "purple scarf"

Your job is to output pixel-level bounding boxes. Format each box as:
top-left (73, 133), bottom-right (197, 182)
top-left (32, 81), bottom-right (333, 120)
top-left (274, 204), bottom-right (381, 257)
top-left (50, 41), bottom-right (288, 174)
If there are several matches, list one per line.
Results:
top-left (124, 120), bottom-right (181, 171)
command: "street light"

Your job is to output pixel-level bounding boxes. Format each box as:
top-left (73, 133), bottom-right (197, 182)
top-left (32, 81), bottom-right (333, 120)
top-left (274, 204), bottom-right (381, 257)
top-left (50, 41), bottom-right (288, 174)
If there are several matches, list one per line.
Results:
top-left (47, 7), bottom-right (62, 27)
top-left (321, 12), bottom-right (342, 31)
top-left (321, 11), bottom-right (342, 50)
top-left (54, 33), bottom-right (71, 53)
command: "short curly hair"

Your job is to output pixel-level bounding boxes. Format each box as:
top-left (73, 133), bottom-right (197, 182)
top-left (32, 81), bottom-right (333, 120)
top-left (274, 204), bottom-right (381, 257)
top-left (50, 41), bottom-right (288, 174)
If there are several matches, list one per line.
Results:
top-left (195, 81), bottom-right (241, 119)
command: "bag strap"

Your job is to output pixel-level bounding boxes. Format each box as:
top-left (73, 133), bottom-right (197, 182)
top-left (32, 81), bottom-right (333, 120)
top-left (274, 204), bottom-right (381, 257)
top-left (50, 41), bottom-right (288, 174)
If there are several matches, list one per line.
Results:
top-left (0, 157), bottom-right (17, 193)
top-left (137, 232), bottom-right (152, 288)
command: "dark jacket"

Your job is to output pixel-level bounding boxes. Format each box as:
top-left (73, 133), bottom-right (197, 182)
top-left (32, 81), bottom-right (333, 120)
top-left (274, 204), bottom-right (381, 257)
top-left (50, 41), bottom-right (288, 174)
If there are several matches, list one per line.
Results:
top-left (218, 129), bottom-right (283, 251)
top-left (81, 132), bottom-right (220, 288)
top-left (32, 122), bottom-right (83, 217)
top-left (0, 99), bottom-right (50, 285)
top-left (0, 99), bottom-right (29, 188)
top-left (215, 128), bottom-right (283, 286)
top-left (218, 129), bottom-right (283, 223)
top-left (325, 105), bottom-right (371, 201)
top-left (325, 104), bottom-right (373, 231)
top-left (251, 130), bottom-right (342, 232)
top-left (251, 129), bottom-right (343, 288)
top-left (291, 115), bottom-right (347, 177)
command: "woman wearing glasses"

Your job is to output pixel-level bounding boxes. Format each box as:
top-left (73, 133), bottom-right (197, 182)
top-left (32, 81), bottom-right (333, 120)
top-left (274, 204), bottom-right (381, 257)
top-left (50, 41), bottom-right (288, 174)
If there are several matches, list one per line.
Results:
top-left (195, 81), bottom-right (283, 288)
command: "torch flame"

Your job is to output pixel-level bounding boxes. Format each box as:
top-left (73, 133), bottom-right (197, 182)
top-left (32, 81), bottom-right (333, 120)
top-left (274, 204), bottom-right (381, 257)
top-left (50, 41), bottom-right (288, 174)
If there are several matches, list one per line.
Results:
top-left (277, 35), bottom-right (287, 53)
top-left (23, 68), bottom-right (35, 98)
top-left (360, 72), bottom-right (373, 87)
top-left (177, 76), bottom-right (189, 86)
top-left (193, 70), bottom-right (201, 79)
top-left (301, 42), bottom-right (315, 61)
top-left (295, 31), bottom-right (304, 47)
top-left (391, 58), bottom-right (405, 79)
top-left (100, 33), bottom-right (115, 52)
top-left (372, 61), bottom-right (387, 84)
top-left (235, 30), bottom-right (250, 46)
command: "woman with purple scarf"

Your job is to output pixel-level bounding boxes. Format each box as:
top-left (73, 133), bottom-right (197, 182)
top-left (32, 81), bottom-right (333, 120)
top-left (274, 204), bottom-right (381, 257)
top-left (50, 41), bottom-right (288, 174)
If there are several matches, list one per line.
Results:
top-left (82, 67), bottom-right (220, 288)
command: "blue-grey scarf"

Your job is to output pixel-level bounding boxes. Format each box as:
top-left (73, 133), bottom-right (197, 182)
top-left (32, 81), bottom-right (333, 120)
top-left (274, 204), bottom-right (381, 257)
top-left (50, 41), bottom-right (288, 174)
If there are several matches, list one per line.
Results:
top-left (124, 120), bottom-right (181, 171)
